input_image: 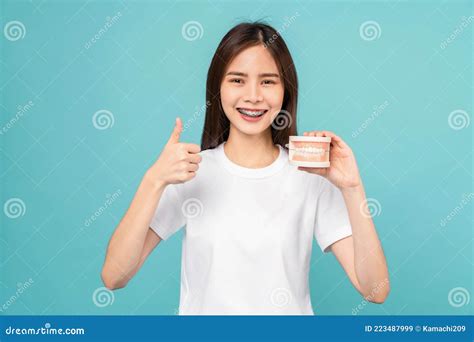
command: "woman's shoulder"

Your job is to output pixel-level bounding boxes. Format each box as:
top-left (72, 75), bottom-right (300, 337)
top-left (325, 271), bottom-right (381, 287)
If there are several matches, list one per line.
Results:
top-left (198, 144), bottom-right (221, 164)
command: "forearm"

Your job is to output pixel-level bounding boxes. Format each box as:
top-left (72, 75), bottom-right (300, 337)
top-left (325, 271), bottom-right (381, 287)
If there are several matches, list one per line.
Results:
top-left (341, 184), bottom-right (390, 301)
top-left (102, 172), bottom-right (166, 287)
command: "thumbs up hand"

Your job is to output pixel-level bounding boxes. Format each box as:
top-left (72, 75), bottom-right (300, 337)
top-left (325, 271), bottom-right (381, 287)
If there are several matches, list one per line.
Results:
top-left (147, 118), bottom-right (202, 187)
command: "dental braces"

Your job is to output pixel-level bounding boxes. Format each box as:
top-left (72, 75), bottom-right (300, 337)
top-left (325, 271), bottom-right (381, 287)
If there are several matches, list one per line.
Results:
top-left (238, 109), bottom-right (266, 117)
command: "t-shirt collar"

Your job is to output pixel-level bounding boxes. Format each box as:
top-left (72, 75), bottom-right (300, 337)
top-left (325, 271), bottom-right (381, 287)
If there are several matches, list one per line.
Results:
top-left (216, 142), bottom-right (287, 179)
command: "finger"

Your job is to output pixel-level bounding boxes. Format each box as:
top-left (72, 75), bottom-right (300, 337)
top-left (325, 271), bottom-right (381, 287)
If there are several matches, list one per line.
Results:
top-left (185, 171), bottom-right (196, 181)
top-left (322, 131), bottom-right (348, 148)
top-left (182, 143), bottom-right (201, 154)
top-left (167, 117), bottom-right (182, 145)
top-left (187, 163), bottom-right (199, 172)
top-left (185, 153), bottom-right (202, 164)
top-left (318, 130), bottom-right (340, 147)
top-left (321, 131), bottom-right (340, 141)
top-left (179, 171), bottom-right (195, 183)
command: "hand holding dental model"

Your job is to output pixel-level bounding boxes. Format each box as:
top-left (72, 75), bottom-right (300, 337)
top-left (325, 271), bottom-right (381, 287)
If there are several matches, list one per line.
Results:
top-left (147, 117), bottom-right (202, 186)
top-left (296, 131), bottom-right (362, 190)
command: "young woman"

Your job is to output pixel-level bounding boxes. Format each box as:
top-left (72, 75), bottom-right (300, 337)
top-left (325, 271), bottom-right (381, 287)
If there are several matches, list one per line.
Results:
top-left (101, 22), bottom-right (390, 315)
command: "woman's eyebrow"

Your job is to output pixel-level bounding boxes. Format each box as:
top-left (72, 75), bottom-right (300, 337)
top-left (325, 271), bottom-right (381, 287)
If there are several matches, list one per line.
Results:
top-left (225, 71), bottom-right (280, 78)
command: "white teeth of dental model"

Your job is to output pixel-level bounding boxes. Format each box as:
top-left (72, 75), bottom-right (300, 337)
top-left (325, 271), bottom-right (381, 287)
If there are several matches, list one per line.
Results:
top-left (238, 108), bottom-right (266, 117)
top-left (293, 146), bottom-right (325, 155)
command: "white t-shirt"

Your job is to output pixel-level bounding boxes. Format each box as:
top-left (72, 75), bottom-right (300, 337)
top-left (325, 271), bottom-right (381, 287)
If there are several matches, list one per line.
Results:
top-left (149, 142), bottom-right (352, 315)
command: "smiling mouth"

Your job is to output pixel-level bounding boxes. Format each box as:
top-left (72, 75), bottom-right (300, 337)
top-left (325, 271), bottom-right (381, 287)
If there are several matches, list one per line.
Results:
top-left (236, 108), bottom-right (268, 117)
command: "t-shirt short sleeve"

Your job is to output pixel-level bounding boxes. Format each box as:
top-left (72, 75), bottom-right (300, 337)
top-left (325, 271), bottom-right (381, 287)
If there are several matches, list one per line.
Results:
top-left (149, 184), bottom-right (186, 240)
top-left (313, 177), bottom-right (353, 253)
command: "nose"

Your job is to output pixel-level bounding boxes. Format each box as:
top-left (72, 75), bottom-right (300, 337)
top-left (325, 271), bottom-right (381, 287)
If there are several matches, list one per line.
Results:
top-left (244, 82), bottom-right (263, 103)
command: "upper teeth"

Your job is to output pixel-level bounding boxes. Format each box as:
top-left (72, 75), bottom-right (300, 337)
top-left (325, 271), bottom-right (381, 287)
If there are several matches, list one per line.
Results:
top-left (238, 109), bottom-right (266, 116)
top-left (292, 146), bottom-right (325, 155)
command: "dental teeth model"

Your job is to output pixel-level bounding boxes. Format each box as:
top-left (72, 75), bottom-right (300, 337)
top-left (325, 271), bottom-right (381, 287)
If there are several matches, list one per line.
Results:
top-left (286, 136), bottom-right (332, 168)
top-left (290, 146), bottom-right (325, 155)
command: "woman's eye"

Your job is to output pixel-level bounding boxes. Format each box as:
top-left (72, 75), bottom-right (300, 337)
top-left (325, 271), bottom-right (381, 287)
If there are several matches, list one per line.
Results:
top-left (230, 78), bottom-right (243, 84)
top-left (262, 80), bottom-right (275, 85)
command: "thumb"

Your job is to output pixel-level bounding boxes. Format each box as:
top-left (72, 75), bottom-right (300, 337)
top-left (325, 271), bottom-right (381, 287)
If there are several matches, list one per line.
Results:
top-left (167, 117), bottom-right (182, 144)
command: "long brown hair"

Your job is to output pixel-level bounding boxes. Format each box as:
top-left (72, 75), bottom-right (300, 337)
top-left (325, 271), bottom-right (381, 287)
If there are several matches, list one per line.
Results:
top-left (201, 22), bottom-right (298, 150)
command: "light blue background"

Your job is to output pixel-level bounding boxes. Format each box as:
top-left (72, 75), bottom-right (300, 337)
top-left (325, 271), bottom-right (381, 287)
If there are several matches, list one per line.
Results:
top-left (0, 0), bottom-right (472, 315)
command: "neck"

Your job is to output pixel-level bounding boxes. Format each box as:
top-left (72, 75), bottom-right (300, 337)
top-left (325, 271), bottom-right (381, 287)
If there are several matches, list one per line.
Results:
top-left (224, 126), bottom-right (279, 168)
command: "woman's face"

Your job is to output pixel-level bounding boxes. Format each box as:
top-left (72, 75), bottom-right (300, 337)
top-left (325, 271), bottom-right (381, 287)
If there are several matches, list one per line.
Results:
top-left (220, 45), bottom-right (284, 136)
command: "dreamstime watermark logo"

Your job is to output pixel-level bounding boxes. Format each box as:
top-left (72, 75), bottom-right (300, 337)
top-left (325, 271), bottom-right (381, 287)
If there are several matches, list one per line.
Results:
top-left (84, 189), bottom-right (122, 228)
top-left (448, 109), bottom-right (470, 130)
top-left (360, 198), bottom-right (382, 218)
top-left (352, 100), bottom-right (389, 138)
top-left (84, 12), bottom-right (122, 50)
top-left (92, 287), bottom-right (115, 307)
top-left (263, 12), bottom-right (300, 48)
top-left (352, 278), bottom-right (389, 315)
top-left (270, 287), bottom-right (292, 307)
top-left (3, 198), bottom-right (26, 219)
top-left (439, 192), bottom-right (473, 228)
top-left (359, 21), bottom-right (381, 41)
top-left (183, 100), bottom-right (211, 133)
top-left (181, 21), bottom-right (203, 41)
top-left (92, 109), bottom-right (115, 130)
top-left (0, 278), bottom-right (34, 313)
top-left (448, 287), bottom-right (470, 308)
top-left (440, 16), bottom-right (473, 50)
top-left (271, 110), bottom-right (292, 130)
top-left (0, 101), bottom-right (34, 136)
top-left (4, 21), bottom-right (26, 41)
top-left (4, 322), bottom-right (85, 336)
top-left (181, 198), bottom-right (203, 219)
